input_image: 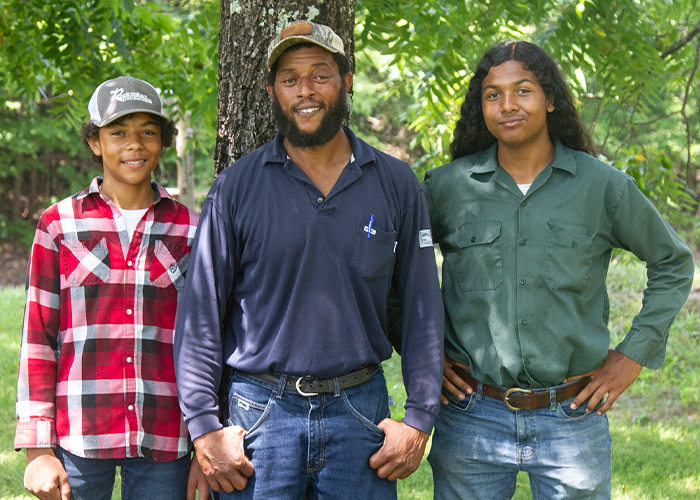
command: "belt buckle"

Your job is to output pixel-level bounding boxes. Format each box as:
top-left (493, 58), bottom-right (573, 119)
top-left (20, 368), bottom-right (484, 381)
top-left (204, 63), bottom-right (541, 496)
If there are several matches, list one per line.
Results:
top-left (503, 387), bottom-right (531, 411)
top-left (295, 375), bottom-right (319, 397)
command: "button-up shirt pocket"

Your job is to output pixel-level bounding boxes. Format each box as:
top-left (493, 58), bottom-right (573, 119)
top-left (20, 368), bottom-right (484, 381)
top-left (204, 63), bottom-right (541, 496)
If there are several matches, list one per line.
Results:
top-left (150, 240), bottom-right (190, 291)
top-left (61, 238), bottom-right (111, 286)
top-left (453, 221), bottom-right (503, 291)
top-left (351, 221), bottom-right (397, 280)
top-left (545, 222), bottom-right (596, 294)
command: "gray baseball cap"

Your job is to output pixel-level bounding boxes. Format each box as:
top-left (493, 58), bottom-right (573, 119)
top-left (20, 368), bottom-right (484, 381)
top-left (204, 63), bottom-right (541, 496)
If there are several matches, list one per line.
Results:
top-left (88, 76), bottom-right (170, 127)
top-left (267, 21), bottom-right (345, 70)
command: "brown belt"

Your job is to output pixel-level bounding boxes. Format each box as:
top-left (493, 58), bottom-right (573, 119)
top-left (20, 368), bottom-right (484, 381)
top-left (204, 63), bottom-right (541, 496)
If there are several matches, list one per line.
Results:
top-left (238, 363), bottom-right (380, 396)
top-left (452, 366), bottom-right (591, 411)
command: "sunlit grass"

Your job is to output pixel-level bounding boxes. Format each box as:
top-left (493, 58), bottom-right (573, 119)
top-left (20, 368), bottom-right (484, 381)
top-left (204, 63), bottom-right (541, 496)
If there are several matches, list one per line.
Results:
top-left (1, 256), bottom-right (699, 499)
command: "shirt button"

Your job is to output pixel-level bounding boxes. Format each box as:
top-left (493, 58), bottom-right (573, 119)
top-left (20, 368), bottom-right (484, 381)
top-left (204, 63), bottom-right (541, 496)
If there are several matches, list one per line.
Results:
top-left (572, 241), bottom-right (578, 248)
top-left (317, 197), bottom-right (323, 203)
top-left (519, 238), bottom-right (526, 245)
top-left (127, 260), bottom-right (133, 267)
top-left (520, 201), bottom-right (526, 207)
top-left (519, 278), bottom-right (526, 285)
top-left (169, 264), bottom-right (178, 272)
top-left (471, 236), bottom-right (476, 243)
top-left (520, 318), bottom-right (527, 325)
top-left (128, 405), bottom-right (134, 411)
top-left (524, 358), bottom-right (531, 365)
top-left (126, 357), bottom-right (133, 363)
top-left (126, 309), bottom-right (132, 315)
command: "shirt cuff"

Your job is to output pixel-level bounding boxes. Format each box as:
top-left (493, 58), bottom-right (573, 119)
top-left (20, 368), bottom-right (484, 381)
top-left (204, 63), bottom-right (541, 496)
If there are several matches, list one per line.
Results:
top-left (14, 418), bottom-right (56, 451)
top-left (615, 328), bottom-right (667, 370)
top-left (186, 412), bottom-right (224, 442)
top-left (402, 407), bottom-right (437, 436)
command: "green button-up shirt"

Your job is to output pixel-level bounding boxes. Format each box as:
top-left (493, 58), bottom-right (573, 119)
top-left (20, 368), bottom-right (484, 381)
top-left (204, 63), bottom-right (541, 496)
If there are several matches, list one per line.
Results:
top-left (423, 142), bottom-right (694, 388)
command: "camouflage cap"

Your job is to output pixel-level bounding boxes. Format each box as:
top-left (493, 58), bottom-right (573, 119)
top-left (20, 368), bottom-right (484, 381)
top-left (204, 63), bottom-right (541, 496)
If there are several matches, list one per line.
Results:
top-left (267, 21), bottom-right (345, 70)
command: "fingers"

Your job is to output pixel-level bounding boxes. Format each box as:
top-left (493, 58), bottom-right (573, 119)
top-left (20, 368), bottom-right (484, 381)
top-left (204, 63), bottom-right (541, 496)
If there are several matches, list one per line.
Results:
top-left (193, 427), bottom-right (254, 493)
top-left (369, 419), bottom-right (429, 481)
top-left (24, 450), bottom-right (70, 500)
top-left (59, 476), bottom-right (71, 500)
top-left (441, 357), bottom-right (472, 403)
top-left (570, 350), bottom-right (643, 414)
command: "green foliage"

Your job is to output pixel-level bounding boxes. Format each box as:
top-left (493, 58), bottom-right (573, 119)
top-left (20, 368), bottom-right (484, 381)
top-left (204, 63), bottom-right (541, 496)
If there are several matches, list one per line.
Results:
top-left (356, 0), bottom-right (700, 220)
top-left (0, 0), bottom-right (219, 232)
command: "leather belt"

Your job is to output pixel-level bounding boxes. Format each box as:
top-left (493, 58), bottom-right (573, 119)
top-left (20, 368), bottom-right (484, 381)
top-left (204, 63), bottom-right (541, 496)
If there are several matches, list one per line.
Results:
top-left (452, 366), bottom-right (591, 411)
top-left (238, 363), bottom-right (380, 397)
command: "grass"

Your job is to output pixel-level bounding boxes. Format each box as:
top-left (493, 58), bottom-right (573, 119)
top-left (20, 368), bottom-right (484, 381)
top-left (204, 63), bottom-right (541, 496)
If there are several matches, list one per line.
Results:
top-left (1, 256), bottom-right (699, 498)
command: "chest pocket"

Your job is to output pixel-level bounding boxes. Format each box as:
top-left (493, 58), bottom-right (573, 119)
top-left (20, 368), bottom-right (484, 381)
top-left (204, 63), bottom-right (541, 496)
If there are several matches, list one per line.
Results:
top-left (150, 240), bottom-right (190, 291)
top-left (61, 238), bottom-right (111, 287)
top-left (352, 221), bottom-right (397, 280)
top-left (452, 221), bottom-right (503, 291)
top-left (545, 222), bottom-right (595, 294)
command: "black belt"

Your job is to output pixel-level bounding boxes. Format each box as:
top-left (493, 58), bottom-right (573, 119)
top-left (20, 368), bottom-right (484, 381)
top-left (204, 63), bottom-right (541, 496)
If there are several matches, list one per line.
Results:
top-left (238, 363), bottom-right (380, 396)
top-left (452, 366), bottom-right (591, 411)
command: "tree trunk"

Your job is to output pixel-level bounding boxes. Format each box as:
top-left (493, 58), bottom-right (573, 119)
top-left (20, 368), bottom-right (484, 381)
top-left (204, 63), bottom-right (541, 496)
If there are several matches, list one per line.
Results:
top-left (215, 0), bottom-right (356, 174)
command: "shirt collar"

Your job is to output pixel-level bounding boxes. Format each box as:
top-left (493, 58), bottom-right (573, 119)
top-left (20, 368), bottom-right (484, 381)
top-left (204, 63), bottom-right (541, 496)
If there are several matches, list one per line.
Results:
top-left (262, 125), bottom-right (377, 169)
top-left (469, 141), bottom-right (577, 176)
top-left (79, 176), bottom-right (173, 205)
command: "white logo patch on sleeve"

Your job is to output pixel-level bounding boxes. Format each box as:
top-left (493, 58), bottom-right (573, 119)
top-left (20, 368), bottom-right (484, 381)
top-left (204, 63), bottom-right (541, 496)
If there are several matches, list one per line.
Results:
top-left (419, 229), bottom-right (433, 248)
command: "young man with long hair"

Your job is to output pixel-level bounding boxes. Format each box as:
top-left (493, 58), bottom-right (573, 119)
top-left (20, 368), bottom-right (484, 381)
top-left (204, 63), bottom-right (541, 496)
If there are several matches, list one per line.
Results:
top-left (423, 41), bottom-right (693, 499)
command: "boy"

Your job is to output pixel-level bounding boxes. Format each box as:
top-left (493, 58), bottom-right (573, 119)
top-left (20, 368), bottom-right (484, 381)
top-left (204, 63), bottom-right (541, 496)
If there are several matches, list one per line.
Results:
top-left (423, 42), bottom-right (694, 499)
top-left (15, 76), bottom-right (207, 500)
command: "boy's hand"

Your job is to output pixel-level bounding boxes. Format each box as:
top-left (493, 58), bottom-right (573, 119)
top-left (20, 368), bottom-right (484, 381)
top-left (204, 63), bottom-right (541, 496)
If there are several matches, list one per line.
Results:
top-left (24, 448), bottom-right (71, 500)
top-left (570, 349), bottom-right (643, 415)
top-left (186, 451), bottom-right (211, 500)
top-left (193, 426), bottom-right (254, 493)
top-left (441, 355), bottom-right (473, 404)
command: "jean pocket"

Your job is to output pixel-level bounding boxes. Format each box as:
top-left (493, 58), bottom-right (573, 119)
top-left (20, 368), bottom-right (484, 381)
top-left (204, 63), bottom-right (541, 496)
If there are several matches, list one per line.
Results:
top-left (556, 398), bottom-right (605, 420)
top-left (341, 380), bottom-right (390, 435)
top-left (61, 238), bottom-right (111, 286)
top-left (444, 391), bottom-right (476, 413)
top-left (228, 382), bottom-right (275, 435)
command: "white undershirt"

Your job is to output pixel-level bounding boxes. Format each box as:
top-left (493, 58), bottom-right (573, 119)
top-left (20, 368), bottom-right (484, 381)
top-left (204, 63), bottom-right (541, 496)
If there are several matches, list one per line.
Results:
top-left (517, 182), bottom-right (532, 195)
top-left (121, 208), bottom-right (148, 240)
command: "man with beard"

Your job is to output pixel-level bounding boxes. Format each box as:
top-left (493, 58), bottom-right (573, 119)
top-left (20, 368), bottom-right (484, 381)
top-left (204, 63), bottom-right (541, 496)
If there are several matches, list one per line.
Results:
top-left (173, 21), bottom-right (444, 500)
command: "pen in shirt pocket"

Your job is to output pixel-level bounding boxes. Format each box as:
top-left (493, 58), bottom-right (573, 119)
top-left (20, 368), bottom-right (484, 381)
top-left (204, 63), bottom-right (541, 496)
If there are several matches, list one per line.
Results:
top-left (367, 213), bottom-right (374, 239)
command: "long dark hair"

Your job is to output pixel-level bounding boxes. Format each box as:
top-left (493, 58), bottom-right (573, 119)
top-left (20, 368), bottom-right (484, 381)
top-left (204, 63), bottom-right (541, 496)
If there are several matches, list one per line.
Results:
top-left (450, 41), bottom-right (593, 160)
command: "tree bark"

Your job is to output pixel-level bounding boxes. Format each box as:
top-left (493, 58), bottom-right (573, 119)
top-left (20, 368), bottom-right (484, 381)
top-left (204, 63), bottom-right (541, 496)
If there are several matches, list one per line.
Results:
top-left (215, 0), bottom-right (356, 174)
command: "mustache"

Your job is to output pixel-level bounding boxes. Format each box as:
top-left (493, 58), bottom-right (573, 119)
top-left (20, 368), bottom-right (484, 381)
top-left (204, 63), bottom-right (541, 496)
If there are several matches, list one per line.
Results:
top-left (292, 98), bottom-right (322, 110)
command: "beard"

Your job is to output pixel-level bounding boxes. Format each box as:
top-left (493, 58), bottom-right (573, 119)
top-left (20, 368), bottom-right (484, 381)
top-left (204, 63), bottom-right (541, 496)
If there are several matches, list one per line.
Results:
top-left (272, 86), bottom-right (348, 148)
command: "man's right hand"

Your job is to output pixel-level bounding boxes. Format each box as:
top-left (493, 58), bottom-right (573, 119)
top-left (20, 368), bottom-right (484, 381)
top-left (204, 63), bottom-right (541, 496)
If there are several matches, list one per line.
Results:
top-left (193, 426), bottom-right (254, 493)
top-left (24, 448), bottom-right (71, 500)
top-left (441, 355), bottom-right (473, 405)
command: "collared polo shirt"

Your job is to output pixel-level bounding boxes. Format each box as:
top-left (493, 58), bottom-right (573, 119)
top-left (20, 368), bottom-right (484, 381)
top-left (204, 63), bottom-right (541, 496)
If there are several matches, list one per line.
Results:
top-left (423, 142), bottom-right (693, 389)
top-left (175, 126), bottom-right (444, 439)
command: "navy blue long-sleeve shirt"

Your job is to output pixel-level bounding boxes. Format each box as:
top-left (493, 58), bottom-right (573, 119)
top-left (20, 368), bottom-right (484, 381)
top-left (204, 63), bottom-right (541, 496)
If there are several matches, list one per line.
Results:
top-left (174, 127), bottom-right (444, 439)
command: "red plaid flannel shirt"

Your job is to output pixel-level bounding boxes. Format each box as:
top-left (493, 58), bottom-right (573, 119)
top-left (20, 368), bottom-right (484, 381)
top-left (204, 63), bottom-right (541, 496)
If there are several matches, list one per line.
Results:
top-left (15, 178), bottom-right (199, 461)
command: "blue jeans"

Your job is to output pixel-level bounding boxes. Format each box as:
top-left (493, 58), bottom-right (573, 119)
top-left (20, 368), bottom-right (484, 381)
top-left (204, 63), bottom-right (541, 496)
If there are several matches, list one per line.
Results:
top-left (213, 367), bottom-right (396, 500)
top-left (55, 447), bottom-right (191, 500)
top-left (428, 387), bottom-right (612, 500)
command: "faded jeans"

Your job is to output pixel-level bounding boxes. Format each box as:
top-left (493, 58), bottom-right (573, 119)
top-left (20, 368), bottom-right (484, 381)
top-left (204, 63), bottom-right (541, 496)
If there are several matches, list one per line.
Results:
top-left (428, 385), bottom-right (612, 500)
top-left (213, 367), bottom-right (396, 500)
